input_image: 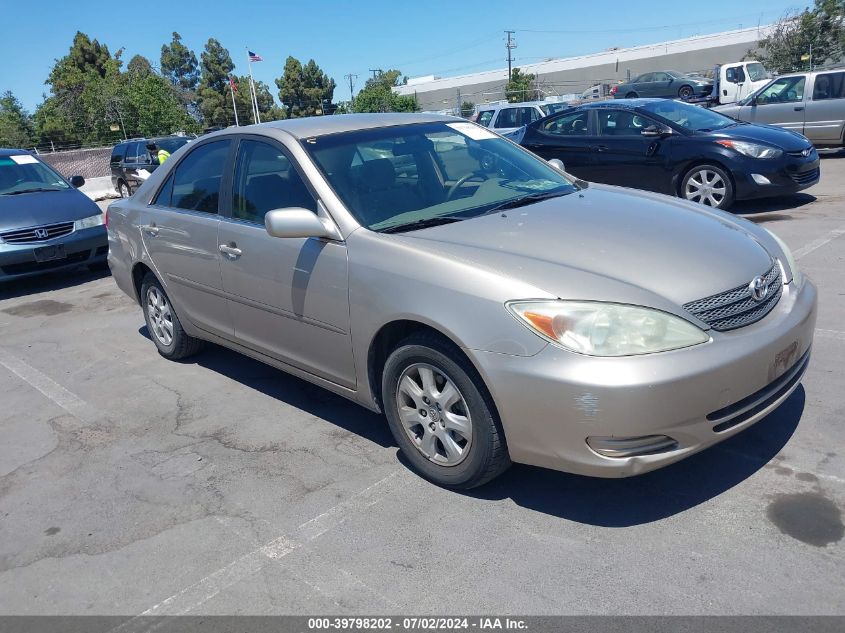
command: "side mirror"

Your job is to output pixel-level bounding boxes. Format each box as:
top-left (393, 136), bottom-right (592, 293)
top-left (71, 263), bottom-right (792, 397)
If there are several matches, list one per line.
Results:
top-left (641, 125), bottom-right (670, 137)
top-left (69, 175), bottom-right (85, 188)
top-left (265, 208), bottom-right (337, 240)
top-left (548, 158), bottom-right (566, 172)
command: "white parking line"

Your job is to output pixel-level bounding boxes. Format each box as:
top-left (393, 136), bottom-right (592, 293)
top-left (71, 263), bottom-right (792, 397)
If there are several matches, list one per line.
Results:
top-left (0, 348), bottom-right (88, 418)
top-left (111, 469), bottom-right (406, 631)
top-left (815, 328), bottom-right (845, 342)
top-left (794, 226), bottom-right (845, 260)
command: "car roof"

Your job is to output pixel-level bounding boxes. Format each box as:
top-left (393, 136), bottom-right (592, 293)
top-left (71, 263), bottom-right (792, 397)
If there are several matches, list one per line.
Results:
top-left (212, 112), bottom-right (460, 140)
top-left (0, 148), bottom-right (31, 156)
top-left (577, 98), bottom-right (664, 110)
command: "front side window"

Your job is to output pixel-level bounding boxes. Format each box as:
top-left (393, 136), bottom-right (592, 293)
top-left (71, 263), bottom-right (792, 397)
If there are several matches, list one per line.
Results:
top-left (597, 110), bottom-right (654, 136)
top-left (756, 76), bottom-right (806, 104)
top-left (813, 72), bottom-right (845, 101)
top-left (232, 140), bottom-right (315, 223)
top-left (0, 155), bottom-right (70, 195)
top-left (168, 140), bottom-right (231, 214)
top-left (305, 121), bottom-right (578, 232)
top-left (636, 73), bottom-right (654, 83)
top-left (477, 111), bottom-right (494, 127)
top-left (726, 66), bottom-right (746, 83)
top-left (652, 72), bottom-right (671, 82)
top-left (541, 111), bottom-right (589, 135)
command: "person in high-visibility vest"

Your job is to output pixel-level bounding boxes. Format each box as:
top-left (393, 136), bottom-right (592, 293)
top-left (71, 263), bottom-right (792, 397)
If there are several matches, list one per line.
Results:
top-left (146, 142), bottom-right (170, 165)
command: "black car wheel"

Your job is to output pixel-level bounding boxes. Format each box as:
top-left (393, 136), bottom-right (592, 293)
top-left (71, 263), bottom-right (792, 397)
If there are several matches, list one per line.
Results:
top-left (681, 164), bottom-right (735, 210)
top-left (625, 91), bottom-right (638, 99)
top-left (382, 333), bottom-right (510, 489)
top-left (678, 85), bottom-right (694, 99)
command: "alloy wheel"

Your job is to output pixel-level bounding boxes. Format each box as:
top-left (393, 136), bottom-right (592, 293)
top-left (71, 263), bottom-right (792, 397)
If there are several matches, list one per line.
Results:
top-left (395, 363), bottom-right (473, 466)
top-left (685, 169), bottom-right (727, 207)
top-left (120, 182), bottom-right (130, 198)
top-left (146, 287), bottom-right (174, 347)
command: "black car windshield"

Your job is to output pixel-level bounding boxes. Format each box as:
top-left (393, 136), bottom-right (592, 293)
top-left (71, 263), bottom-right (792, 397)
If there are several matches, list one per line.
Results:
top-left (305, 121), bottom-right (577, 232)
top-left (0, 155), bottom-right (70, 195)
top-left (640, 100), bottom-right (736, 132)
top-left (156, 138), bottom-right (191, 154)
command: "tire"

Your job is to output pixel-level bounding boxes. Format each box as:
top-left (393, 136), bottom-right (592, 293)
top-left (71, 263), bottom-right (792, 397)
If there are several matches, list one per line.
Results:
top-left (381, 333), bottom-right (510, 489)
top-left (140, 273), bottom-right (204, 360)
top-left (678, 85), bottom-right (694, 99)
top-left (680, 164), bottom-right (735, 210)
top-left (118, 181), bottom-right (130, 198)
top-left (625, 91), bottom-right (638, 99)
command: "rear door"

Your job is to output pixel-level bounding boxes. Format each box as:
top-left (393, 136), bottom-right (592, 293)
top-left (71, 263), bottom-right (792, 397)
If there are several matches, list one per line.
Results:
top-left (522, 109), bottom-right (598, 180)
top-left (217, 136), bottom-right (355, 388)
top-left (804, 71), bottom-right (845, 144)
top-left (141, 139), bottom-right (234, 338)
top-left (739, 75), bottom-right (807, 134)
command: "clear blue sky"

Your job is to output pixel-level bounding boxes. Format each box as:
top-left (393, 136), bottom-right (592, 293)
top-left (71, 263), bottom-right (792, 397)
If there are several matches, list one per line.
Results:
top-left (1, 0), bottom-right (798, 111)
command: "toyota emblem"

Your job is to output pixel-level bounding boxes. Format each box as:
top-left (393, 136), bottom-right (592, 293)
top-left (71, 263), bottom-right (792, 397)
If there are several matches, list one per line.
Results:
top-left (749, 276), bottom-right (768, 302)
top-left (34, 228), bottom-right (49, 239)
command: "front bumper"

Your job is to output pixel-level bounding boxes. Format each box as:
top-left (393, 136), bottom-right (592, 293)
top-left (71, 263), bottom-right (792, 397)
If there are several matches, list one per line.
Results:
top-left (0, 226), bottom-right (108, 282)
top-left (732, 151), bottom-right (820, 200)
top-left (471, 277), bottom-right (817, 477)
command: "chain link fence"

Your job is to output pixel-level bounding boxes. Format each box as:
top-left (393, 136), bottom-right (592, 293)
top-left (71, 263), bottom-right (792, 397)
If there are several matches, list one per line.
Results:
top-left (37, 146), bottom-right (112, 179)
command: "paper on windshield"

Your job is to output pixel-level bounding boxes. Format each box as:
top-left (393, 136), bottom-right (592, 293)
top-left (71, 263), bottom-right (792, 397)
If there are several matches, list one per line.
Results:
top-left (10, 154), bottom-right (38, 165)
top-left (447, 122), bottom-right (498, 141)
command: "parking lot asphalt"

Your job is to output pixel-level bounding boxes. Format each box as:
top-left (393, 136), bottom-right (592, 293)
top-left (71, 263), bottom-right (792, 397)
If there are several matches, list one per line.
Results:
top-left (1, 157), bottom-right (843, 617)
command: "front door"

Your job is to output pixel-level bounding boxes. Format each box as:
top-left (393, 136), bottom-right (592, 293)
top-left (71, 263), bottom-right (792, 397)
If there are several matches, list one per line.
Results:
top-left (522, 110), bottom-right (597, 180)
top-left (140, 139), bottom-right (234, 338)
top-left (739, 75), bottom-right (807, 134)
top-left (217, 137), bottom-right (355, 388)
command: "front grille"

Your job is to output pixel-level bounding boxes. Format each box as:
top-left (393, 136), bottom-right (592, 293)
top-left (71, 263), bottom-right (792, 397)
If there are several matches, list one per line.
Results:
top-left (789, 167), bottom-right (820, 185)
top-left (0, 250), bottom-right (89, 275)
top-left (708, 348), bottom-right (810, 433)
top-left (0, 221), bottom-right (74, 244)
top-left (683, 262), bottom-right (782, 331)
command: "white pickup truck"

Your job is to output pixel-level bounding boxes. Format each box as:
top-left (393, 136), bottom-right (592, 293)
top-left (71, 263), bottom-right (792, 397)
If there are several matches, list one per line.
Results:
top-left (710, 61), bottom-right (772, 104)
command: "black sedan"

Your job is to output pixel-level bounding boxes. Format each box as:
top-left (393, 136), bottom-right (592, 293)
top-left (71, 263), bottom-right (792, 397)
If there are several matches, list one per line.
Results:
top-left (506, 99), bottom-right (820, 209)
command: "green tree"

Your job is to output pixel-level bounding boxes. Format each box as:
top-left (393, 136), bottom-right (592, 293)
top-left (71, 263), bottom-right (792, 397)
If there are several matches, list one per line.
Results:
top-left (0, 91), bottom-right (34, 148)
top-left (160, 32), bottom-right (200, 92)
top-left (276, 56), bottom-right (336, 117)
top-left (505, 68), bottom-right (538, 102)
top-left (460, 101), bottom-right (475, 117)
top-left (230, 75), bottom-right (281, 124)
top-left (33, 96), bottom-right (78, 148)
top-left (755, 0), bottom-right (845, 73)
top-left (127, 54), bottom-right (153, 77)
top-left (197, 38), bottom-right (235, 128)
top-left (352, 69), bottom-right (416, 113)
top-left (121, 70), bottom-right (198, 137)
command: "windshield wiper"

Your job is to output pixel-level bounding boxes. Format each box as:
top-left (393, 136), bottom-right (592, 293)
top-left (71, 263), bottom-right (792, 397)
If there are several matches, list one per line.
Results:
top-left (378, 216), bottom-right (464, 234)
top-left (2, 188), bottom-right (64, 196)
top-left (485, 189), bottom-right (571, 213)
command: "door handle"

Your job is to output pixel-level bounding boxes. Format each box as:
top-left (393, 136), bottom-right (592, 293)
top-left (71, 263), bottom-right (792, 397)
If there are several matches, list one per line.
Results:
top-left (142, 224), bottom-right (159, 236)
top-left (794, 106), bottom-right (805, 111)
top-left (593, 145), bottom-right (609, 153)
top-left (219, 244), bottom-right (242, 258)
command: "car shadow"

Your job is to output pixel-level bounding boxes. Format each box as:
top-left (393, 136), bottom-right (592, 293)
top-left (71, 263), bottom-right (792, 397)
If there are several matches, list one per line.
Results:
top-left (733, 193), bottom-right (815, 217)
top-left (138, 326), bottom-right (395, 449)
top-left (0, 266), bottom-right (110, 301)
top-left (462, 386), bottom-right (805, 527)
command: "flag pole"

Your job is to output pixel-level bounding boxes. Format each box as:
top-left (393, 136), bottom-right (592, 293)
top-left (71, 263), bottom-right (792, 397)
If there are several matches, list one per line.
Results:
top-left (229, 78), bottom-right (239, 127)
top-left (246, 48), bottom-right (261, 124)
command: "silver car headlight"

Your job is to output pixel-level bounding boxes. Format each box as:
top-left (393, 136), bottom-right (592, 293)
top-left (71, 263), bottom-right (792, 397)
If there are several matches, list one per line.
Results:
top-left (74, 214), bottom-right (105, 231)
top-left (507, 300), bottom-right (710, 356)
top-left (715, 139), bottom-right (782, 159)
top-left (765, 227), bottom-right (800, 285)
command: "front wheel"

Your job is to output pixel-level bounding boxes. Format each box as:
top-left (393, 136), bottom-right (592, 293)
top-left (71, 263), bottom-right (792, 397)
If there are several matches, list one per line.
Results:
top-left (625, 91), bottom-right (638, 99)
top-left (140, 274), bottom-right (204, 360)
top-left (678, 85), bottom-right (694, 99)
top-left (681, 164), bottom-right (734, 209)
top-left (382, 334), bottom-right (510, 489)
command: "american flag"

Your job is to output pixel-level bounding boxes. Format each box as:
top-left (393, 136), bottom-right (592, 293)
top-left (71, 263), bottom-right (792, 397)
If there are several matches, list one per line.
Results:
top-left (248, 51), bottom-right (263, 62)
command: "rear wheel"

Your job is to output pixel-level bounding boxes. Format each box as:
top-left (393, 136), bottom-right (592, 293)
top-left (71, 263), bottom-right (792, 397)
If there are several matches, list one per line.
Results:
top-left (678, 85), bottom-right (694, 99)
top-left (625, 91), bottom-right (638, 99)
top-left (140, 274), bottom-right (204, 360)
top-left (681, 164), bottom-right (734, 209)
top-left (382, 334), bottom-right (510, 489)
top-left (118, 181), bottom-right (130, 198)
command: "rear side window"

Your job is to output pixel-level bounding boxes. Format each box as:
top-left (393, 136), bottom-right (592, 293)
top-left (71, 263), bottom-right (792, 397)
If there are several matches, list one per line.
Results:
top-left (110, 145), bottom-right (126, 165)
top-left (232, 140), bottom-right (316, 224)
top-left (169, 140), bottom-right (231, 214)
top-left (494, 107), bottom-right (535, 128)
top-left (813, 72), bottom-right (845, 100)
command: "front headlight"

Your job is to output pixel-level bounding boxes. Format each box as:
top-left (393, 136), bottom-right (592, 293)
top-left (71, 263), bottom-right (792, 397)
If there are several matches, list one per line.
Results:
top-left (506, 300), bottom-right (710, 357)
top-left (74, 214), bottom-right (105, 231)
top-left (715, 139), bottom-right (782, 159)
top-left (765, 228), bottom-right (800, 284)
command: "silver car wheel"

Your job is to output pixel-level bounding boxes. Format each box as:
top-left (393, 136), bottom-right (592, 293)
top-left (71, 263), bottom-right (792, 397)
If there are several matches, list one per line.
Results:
top-left (685, 169), bottom-right (727, 207)
top-left (119, 182), bottom-right (130, 198)
top-left (396, 362), bottom-right (473, 466)
top-left (146, 287), bottom-right (174, 347)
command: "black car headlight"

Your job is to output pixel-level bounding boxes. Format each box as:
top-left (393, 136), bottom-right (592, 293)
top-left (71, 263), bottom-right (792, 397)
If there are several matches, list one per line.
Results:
top-left (716, 139), bottom-right (783, 159)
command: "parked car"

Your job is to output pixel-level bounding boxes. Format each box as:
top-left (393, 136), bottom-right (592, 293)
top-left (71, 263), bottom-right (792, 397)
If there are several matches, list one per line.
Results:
top-left (474, 101), bottom-right (568, 135)
top-left (107, 113), bottom-right (816, 489)
top-left (110, 135), bottom-right (192, 197)
top-left (611, 70), bottom-right (713, 100)
top-left (0, 149), bottom-right (107, 282)
top-left (506, 99), bottom-right (820, 209)
top-left (714, 68), bottom-right (845, 147)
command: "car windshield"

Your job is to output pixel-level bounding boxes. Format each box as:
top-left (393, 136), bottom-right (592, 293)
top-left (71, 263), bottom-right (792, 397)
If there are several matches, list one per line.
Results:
top-left (305, 121), bottom-right (578, 232)
top-left (640, 100), bottom-right (736, 132)
top-left (746, 63), bottom-right (769, 82)
top-left (0, 155), bottom-right (70, 195)
top-left (156, 138), bottom-right (191, 153)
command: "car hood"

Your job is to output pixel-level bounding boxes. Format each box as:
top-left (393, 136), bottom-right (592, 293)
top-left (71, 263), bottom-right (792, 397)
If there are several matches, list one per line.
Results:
top-left (707, 122), bottom-right (810, 150)
top-left (0, 188), bottom-right (101, 232)
top-left (394, 185), bottom-right (775, 309)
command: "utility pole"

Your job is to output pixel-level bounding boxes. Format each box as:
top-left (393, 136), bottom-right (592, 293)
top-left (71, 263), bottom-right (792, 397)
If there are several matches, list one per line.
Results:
top-left (456, 87), bottom-right (461, 117)
top-left (368, 68), bottom-right (383, 80)
top-left (505, 31), bottom-right (516, 81)
top-left (344, 73), bottom-right (357, 106)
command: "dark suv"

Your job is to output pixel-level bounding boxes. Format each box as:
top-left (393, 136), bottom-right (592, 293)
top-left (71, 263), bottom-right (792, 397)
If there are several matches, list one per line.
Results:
top-left (110, 136), bottom-right (192, 197)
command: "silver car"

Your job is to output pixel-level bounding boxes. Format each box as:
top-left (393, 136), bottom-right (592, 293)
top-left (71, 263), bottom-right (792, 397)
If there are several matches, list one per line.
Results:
top-left (715, 69), bottom-right (845, 147)
top-left (107, 113), bottom-right (817, 488)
